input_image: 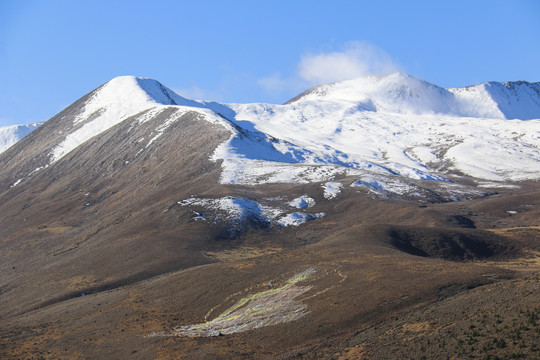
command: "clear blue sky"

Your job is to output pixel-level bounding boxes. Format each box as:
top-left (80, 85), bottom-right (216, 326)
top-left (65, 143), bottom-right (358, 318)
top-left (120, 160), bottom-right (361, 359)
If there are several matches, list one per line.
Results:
top-left (1, 0), bottom-right (539, 126)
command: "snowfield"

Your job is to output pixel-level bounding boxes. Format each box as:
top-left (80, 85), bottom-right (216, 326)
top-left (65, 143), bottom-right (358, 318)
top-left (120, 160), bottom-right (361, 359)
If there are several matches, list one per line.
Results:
top-left (230, 74), bottom-right (540, 183)
top-left (6, 74), bottom-right (540, 199)
top-left (0, 123), bottom-right (42, 154)
top-left (323, 182), bottom-right (343, 199)
top-left (289, 195), bottom-right (316, 208)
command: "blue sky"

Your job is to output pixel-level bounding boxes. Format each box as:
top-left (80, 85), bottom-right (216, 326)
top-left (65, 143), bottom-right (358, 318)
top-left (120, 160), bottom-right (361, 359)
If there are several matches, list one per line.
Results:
top-left (1, 0), bottom-right (539, 126)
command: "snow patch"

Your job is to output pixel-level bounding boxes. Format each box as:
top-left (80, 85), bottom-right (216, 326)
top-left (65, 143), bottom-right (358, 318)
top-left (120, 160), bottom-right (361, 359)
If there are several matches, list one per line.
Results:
top-left (477, 182), bottom-right (520, 189)
top-left (277, 212), bottom-right (324, 227)
top-left (10, 178), bottom-right (23, 188)
top-left (215, 159), bottom-right (354, 185)
top-left (179, 196), bottom-right (324, 229)
top-left (323, 182), bottom-right (343, 199)
top-left (178, 196), bottom-right (279, 231)
top-left (288, 195), bottom-right (316, 208)
top-left (350, 173), bottom-right (488, 202)
top-left (192, 211), bottom-right (206, 220)
top-left (351, 175), bottom-right (413, 195)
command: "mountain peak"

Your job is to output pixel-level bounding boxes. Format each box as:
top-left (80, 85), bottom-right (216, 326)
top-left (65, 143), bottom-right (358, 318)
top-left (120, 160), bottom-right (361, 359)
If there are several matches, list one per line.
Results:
top-left (50, 76), bottom-right (213, 163)
top-left (287, 72), bottom-right (458, 115)
top-left (105, 76), bottom-right (227, 112)
top-left (286, 73), bottom-right (540, 120)
top-left (101, 76), bottom-right (181, 107)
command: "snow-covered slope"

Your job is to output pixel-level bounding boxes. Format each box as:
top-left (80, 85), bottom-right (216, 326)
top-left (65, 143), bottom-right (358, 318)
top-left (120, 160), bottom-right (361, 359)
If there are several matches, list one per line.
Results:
top-left (230, 73), bottom-right (540, 183)
top-left (287, 73), bottom-right (540, 120)
top-left (287, 73), bottom-right (463, 116)
top-left (450, 80), bottom-right (540, 120)
top-left (0, 123), bottom-right (41, 154)
top-left (1, 76), bottom-right (242, 190)
top-left (4, 74), bottom-right (540, 197)
top-left (50, 76), bottom-right (221, 162)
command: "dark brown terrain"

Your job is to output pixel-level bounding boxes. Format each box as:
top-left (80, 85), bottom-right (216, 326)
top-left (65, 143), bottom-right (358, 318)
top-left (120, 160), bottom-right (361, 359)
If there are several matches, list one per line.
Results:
top-left (0, 80), bottom-right (539, 359)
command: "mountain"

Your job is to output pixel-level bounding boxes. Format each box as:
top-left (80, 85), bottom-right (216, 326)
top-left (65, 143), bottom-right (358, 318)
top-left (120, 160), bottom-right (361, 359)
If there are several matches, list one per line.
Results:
top-left (287, 72), bottom-right (540, 119)
top-left (4, 74), bottom-right (539, 191)
top-left (232, 74), bottom-right (540, 185)
top-left (450, 79), bottom-right (540, 120)
top-left (1, 74), bottom-right (539, 359)
top-left (0, 122), bottom-right (42, 154)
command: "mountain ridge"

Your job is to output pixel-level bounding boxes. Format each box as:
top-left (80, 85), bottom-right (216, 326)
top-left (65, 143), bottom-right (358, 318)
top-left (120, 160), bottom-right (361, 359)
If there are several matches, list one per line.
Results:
top-left (2, 74), bottom-right (539, 195)
top-left (286, 72), bottom-right (540, 119)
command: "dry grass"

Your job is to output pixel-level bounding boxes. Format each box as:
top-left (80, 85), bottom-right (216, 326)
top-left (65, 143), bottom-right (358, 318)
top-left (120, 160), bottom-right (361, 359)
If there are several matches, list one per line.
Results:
top-left (482, 250), bottom-right (540, 271)
top-left (205, 246), bottom-right (283, 262)
top-left (488, 226), bottom-right (540, 241)
top-left (336, 344), bottom-right (368, 360)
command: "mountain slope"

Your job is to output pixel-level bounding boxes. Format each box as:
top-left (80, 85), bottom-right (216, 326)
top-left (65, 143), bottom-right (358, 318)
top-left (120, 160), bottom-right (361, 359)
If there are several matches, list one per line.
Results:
top-left (450, 80), bottom-right (540, 120)
top-left (232, 73), bottom-right (540, 183)
top-left (287, 72), bottom-right (540, 119)
top-left (1, 74), bottom-right (539, 359)
top-left (0, 76), bottom-right (236, 192)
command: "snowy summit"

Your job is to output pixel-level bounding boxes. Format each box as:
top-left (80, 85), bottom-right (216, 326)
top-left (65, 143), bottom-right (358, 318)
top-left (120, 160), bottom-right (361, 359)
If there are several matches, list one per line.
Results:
top-left (3, 74), bottom-right (540, 191)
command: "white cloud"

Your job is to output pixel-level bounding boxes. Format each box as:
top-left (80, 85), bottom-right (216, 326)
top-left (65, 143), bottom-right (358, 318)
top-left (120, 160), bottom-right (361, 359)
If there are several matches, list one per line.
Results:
top-left (258, 41), bottom-right (402, 98)
top-left (298, 41), bottom-right (401, 84)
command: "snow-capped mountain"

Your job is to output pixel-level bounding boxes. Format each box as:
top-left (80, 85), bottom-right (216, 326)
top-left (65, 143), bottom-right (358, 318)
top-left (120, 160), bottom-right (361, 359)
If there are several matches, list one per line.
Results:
top-left (0, 122), bottom-right (42, 154)
top-left (2, 73), bottom-right (540, 359)
top-left (286, 73), bottom-right (540, 119)
top-left (2, 74), bottom-right (539, 197)
top-left (230, 73), bottom-right (539, 184)
top-left (450, 80), bottom-right (540, 120)
top-left (49, 76), bottom-right (228, 163)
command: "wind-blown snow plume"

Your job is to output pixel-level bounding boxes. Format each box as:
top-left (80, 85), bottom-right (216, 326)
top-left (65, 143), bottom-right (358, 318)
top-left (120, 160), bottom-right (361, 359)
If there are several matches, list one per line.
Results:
top-left (259, 41), bottom-right (401, 96)
top-left (298, 41), bottom-right (401, 84)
